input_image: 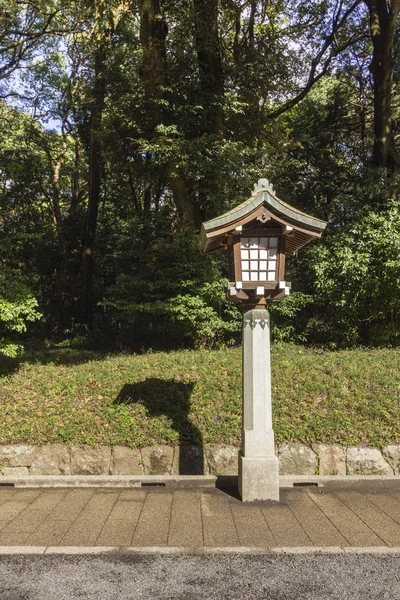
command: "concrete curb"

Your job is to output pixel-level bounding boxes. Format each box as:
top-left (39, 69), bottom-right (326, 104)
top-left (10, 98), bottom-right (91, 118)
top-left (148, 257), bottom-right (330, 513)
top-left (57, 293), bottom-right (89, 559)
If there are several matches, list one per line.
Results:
top-left (0, 546), bottom-right (399, 556)
top-left (1, 474), bottom-right (399, 488)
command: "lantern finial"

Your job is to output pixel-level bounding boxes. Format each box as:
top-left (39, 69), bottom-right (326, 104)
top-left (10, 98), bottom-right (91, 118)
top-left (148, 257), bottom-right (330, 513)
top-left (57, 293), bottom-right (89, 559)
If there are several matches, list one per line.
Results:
top-left (253, 178), bottom-right (276, 196)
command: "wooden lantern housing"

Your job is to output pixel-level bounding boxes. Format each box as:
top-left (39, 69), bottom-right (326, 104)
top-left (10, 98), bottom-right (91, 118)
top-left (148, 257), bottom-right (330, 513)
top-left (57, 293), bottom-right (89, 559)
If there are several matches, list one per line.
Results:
top-left (199, 179), bottom-right (327, 309)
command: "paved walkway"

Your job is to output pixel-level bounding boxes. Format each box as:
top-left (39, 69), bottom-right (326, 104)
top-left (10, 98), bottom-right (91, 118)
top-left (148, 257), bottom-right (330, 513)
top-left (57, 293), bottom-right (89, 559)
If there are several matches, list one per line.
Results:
top-left (0, 479), bottom-right (399, 553)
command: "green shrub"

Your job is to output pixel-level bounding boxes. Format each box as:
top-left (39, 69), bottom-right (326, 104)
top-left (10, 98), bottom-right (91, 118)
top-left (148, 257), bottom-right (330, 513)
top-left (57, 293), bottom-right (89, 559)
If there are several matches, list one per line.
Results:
top-left (309, 203), bottom-right (400, 345)
top-left (0, 270), bottom-right (42, 357)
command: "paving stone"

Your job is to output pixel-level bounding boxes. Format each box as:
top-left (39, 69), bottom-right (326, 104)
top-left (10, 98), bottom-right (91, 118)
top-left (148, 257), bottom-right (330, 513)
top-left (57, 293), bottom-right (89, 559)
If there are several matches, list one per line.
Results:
top-left (205, 445), bottom-right (239, 476)
top-left (0, 501), bottom-right (30, 521)
top-left (110, 446), bottom-right (143, 475)
top-left (95, 519), bottom-right (136, 546)
top-left (141, 445), bottom-right (175, 475)
top-left (278, 443), bottom-right (317, 475)
top-left (261, 504), bottom-right (311, 546)
top-left (26, 520), bottom-right (73, 546)
top-left (335, 490), bottom-right (400, 547)
top-left (200, 491), bottom-right (239, 547)
top-left (28, 491), bottom-right (67, 512)
top-left (1, 509), bottom-right (48, 533)
top-left (118, 489), bottom-right (147, 501)
top-left (8, 490), bottom-right (41, 502)
top-left (0, 445), bottom-right (37, 468)
top-left (173, 446), bottom-right (206, 475)
top-left (305, 488), bottom-right (383, 547)
top-left (382, 445), bottom-right (400, 474)
top-left (312, 443), bottom-right (346, 476)
top-left (107, 494), bottom-right (146, 523)
top-left (346, 447), bottom-right (394, 475)
top-left (168, 491), bottom-right (203, 546)
top-left (0, 531), bottom-right (31, 545)
top-left (30, 445), bottom-right (71, 475)
top-left (0, 490), bottom-right (16, 503)
top-left (230, 503), bottom-right (275, 546)
top-left (1, 466), bottom-right (30, 477)
top-left (60, 492), bottom-right (119, 546)
top-left (283, 489), bottom-right (348, 547)
top-left (70, 446), bottom-right (111, 475)
top-left (132, 492), bottom-right (173, 546)
top-left (49, 489), bottom-right (95, 521)
top-left (364, 492), bottom-right (400, 526)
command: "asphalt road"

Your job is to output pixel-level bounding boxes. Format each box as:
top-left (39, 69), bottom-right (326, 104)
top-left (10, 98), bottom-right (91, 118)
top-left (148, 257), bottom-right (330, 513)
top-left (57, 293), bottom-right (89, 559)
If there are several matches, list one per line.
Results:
top-left (0, 554), bottom-right (399, 600)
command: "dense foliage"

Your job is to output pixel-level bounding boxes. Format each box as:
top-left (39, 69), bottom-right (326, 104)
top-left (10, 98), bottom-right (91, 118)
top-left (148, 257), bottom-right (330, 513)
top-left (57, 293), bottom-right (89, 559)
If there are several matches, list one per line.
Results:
top-left (0, 0), bottom-right (399, 350)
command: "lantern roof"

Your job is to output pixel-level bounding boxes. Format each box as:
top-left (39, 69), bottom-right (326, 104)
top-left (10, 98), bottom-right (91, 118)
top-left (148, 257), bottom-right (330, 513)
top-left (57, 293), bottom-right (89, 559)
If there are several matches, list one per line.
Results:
top-left (199, 179), bottom-right (327, 255)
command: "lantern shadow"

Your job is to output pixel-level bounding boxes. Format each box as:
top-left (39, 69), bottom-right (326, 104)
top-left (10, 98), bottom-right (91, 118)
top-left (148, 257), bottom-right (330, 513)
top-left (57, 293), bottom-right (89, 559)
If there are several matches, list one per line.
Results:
top-left (115, 378), bottom-right (204, 475)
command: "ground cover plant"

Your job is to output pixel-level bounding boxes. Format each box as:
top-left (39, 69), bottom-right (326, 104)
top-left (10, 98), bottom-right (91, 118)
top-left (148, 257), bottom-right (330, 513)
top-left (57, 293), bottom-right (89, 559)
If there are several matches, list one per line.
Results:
top-left (0, 344), bottom-right (399, 449)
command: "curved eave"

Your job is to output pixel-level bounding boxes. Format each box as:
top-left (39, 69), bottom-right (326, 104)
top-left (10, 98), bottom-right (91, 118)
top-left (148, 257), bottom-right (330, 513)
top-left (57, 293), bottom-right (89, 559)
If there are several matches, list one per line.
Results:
top-left (200, 190), bottom-right (327, 255)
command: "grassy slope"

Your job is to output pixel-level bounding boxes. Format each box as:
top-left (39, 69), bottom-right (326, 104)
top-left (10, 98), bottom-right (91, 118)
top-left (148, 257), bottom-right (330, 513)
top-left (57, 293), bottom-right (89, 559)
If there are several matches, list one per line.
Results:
top-left (0, 345), bottom-right (399, 448)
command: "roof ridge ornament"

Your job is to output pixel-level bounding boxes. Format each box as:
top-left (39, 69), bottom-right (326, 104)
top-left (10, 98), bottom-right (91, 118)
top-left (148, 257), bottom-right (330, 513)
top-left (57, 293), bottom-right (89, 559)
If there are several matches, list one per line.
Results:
top-left (253, 178), bottom-right (276, 196)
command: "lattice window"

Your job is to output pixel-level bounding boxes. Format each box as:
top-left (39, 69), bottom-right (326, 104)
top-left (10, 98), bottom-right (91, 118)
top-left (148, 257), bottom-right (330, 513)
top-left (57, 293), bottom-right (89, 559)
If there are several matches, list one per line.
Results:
top-left (240, 236), bottom-right (279, 282)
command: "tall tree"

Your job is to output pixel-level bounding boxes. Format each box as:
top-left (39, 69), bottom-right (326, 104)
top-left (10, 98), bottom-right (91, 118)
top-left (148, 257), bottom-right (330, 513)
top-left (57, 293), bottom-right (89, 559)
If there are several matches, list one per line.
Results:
top-left (364, 0), bottom-right (400, 170)
top-left (80, 2), bottom-right (107, 326)
top-left (80, 1), bottom-right (131, 326)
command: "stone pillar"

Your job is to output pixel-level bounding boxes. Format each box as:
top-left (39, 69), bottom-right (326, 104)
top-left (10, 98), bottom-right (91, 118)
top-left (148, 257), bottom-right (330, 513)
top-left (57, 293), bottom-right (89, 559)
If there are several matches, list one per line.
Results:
top-left (239, 309), bottom-right (279, 502)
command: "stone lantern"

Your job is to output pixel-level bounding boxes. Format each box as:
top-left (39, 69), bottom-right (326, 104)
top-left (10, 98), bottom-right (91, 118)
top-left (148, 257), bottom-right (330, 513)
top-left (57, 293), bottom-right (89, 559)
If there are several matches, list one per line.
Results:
top-left (199, 179), bottom-right (327, 501)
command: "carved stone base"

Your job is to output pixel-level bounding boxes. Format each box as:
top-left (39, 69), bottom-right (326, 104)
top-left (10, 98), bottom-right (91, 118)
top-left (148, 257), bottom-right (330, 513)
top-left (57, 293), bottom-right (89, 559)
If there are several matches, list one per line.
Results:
top-left (238, 453), bottom-right (279, 502)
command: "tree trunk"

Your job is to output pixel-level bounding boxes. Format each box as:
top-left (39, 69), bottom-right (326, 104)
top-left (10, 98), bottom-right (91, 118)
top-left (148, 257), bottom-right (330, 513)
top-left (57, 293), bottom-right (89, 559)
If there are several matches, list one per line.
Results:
top-left (169, 175), bottom-right (201, 227)
top-left (365, 0), bottom-right (400, 170)
top-left (193, 0), bottom-right (224, 135)
top-left (192, 0), bottom-right (224, 222)
top-left (138, 0), bottom-right (168, 227)
top-left (139, 0), bottom-right (168, 111)
top-left (80, 44), bottom-right (106, 326)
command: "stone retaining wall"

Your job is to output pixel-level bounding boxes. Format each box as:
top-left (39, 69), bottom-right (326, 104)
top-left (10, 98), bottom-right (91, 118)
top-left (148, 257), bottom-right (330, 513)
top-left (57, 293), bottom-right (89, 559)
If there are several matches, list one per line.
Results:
top-left (0, 443), bottom-right (399, 477)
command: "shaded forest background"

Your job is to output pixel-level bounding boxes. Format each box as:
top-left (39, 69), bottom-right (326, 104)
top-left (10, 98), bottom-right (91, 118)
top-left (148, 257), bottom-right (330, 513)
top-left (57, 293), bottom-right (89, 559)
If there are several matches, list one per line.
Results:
top-left (0, 0), bottom-right (399, 355)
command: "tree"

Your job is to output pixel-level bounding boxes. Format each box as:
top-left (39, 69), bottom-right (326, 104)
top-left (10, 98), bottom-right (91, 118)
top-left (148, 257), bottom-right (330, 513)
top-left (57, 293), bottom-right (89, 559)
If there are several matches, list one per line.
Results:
top-left (1, 0), bottom-right (399, 348)
top-left (0, 271), bottom-right (41, 357)
top-left (364, 0), bottom-right (400, 171)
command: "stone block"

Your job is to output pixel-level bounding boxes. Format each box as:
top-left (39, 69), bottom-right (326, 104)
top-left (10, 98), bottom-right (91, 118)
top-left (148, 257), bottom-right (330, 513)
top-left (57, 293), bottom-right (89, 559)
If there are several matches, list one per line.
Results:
top-left (312, 443), bottom-right (346, 476)
top-left (346, 446), bottom-right (393, 475)
top-left (205, 445), bottom-right (239, 475)
top-left (141, 445), bottom-right (175, 475)
top-left (278, 443), bottom-right (317, 475)
top-left (110, 446), bottom-right (143, 475)
top-left (70, 446), bottom-right (111, 475)
top-left (30, 444), bottom-right (71, 475)
top-left (239, 454), bottom-right (279, 502)
top-left (382, 445), bottom-right (400, 475)
top-left (1, 466), bottom-right (30, 477)
top-left (0, 445), bottom-right (37, 467)
top-left (173, 446), bottom-right (206, 475)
